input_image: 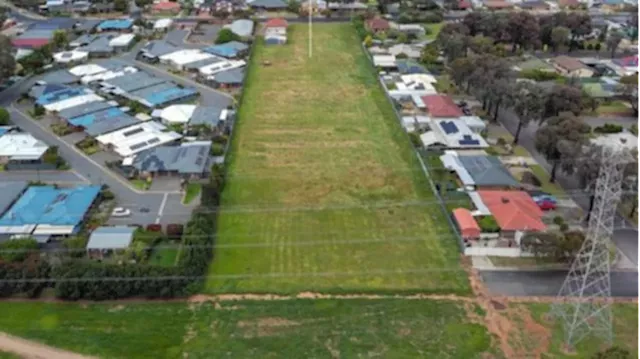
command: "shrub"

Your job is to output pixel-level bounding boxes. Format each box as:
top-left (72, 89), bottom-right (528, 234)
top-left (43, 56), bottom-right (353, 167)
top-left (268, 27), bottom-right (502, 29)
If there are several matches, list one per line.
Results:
top-left (553, 216), bottom-right (565, 226)
top-left (586, 43), bottom-right (594, 50)
top-left (210, 143), bottom-right (225, 156)
top-left (519, 69), bottom-right (562, 82)
top-left (595, 43), bottom-right (601, 51)
top-left (496, 137), bottom-right (507, 147)
top-left (521, 171), bottom-right (542, 186)
top-left (211, 134), bottom-right (228, 145)
top-left (559, 223), bottom-right (569, 232)
top-left (478, 216), bottom-right (500, 233)
top-left (33, 104), bottom-right (45, 116)
top-left (594, 123), bottom-right (623, 134)
top-left (215, 28), bottom-right (241, 44)
top-left (146, 224), bottom-right (162, 232)
top-left (395, 52), bottom-right (408, 59)
top-left (0, 238), bottom-right (38, 262)
top-left (407, 131), bottom-right (422, 148)
top-left (0, 107), bottom-right (10, 125)
top-left (101, 189), bottom-right (115, 201)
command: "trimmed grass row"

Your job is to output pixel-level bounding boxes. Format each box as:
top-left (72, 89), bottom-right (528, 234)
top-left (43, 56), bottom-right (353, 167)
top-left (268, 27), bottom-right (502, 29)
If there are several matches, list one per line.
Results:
top-left (208, 23), bottom-right (466, 294)
top-left (182, 183), bottom-right (201, 205)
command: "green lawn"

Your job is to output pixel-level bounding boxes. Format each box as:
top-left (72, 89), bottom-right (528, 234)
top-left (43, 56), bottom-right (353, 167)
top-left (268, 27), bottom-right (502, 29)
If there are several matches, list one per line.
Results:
top-left (597, 100), bottom-right (634, 115)
top-left (130, 179), bottom-right (149, 191)
top-left (182, 183), bottom-right (201, 204)
top-left (0, 351), bottom-right (20, 359)
top-left (528, 164), bottom-right (565, 196)
top-left (208, 24), bottom-right (466, 294)
top-left (423, 22), bottom-right (444, 41)
top-left (149, 240), bottom-right (180, 266)
top-left (0, 300), bottom-right (495, 359)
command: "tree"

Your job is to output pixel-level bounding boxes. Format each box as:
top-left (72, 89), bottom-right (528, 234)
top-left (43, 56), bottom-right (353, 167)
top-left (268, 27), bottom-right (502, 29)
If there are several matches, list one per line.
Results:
top-left (18, 45), bottom-right (52, 74)
top-left (550, 26), bottom-right (570, 53)
top-left (287, 0), bottom-right (300, 13)
top-left (566, 13), bottom-right (592, 51)
top-left (592, 346), bottom-right (632, 359)
top-left (436, 22), bottom-right (469, 44)
top-left (521, 230), bottom-right (585, 263)
top-left (52, 30), bottom-right (68, 51)
top-left (535, 113), bottom-right (590, 182)
top-left (606, 30), bottom-right (624, 59)
top-left (114, 0), bottom-right (129, 12)
top-left (440, 33), bottom-right (467, 62)
top-left (0, 107), bottom-right (9, 125)
top-left (509, 81), bottom-right (544, 144)
top-left (544, 84), bottom-right (584, 118)
top-left (447, 57), bottom-right (474, 91)
top-left (507, 12), bottom-right (540, 52)
top-left (462, 12), bottom-right (488, 36)
top-left (0, 238), bottom-right (38, 262)
top-left (215, 28), bottom-right (241, 44)
top-left (468, 35), bottom-right (494, 55)
top-left (618, 73), bottom-right (638, 116)
top-left (419, 44), bottom-right (439, 66)
top-left (0, 35), bottom-right (15, 84)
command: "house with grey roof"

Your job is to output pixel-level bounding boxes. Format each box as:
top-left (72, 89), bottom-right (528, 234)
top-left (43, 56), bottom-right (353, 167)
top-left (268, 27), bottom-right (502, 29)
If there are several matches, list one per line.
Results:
top-left (209, 68), bottom-right (244, 88)
top-left (86, 226), bottom-right (135, 259)
top-left (0, 182), bottom-right (28, 217)
top-left (38, 70), bottom-right (79, 85)
top-left (248, 0), bottom-right (287, 10)
top-left (123, 141), bottom-right (212, 179)
top-left (183, 57), bottom-right (225, 72)
top-left (229, 19), bottom-right (254, 38)
top-left (138, 40), bottom-right (180, 62)
top-left (76, 34), bottom-right (115, 57)
top-left (440, 152), bottom-right (520, 189)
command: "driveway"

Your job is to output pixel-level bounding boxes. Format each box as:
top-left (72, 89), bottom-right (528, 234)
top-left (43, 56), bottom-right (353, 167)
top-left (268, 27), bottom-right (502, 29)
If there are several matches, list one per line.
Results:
top-left (480, 270), bottom-right (638, 297)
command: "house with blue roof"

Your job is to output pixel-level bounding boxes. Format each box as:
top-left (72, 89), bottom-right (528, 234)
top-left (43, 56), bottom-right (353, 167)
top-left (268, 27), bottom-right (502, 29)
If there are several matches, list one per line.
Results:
top-left (36, 86), bottom-right (86, 106)
top-left (0, 185), bottom-right (101, 236)
top-left (68, 107), bottom-right (140, 136)
top-left (202, 41), bottom-right (249, 59)
top-left (127, 82), bottom-right (199, 108)
top-left (97, 19), bottom-right (134, 32)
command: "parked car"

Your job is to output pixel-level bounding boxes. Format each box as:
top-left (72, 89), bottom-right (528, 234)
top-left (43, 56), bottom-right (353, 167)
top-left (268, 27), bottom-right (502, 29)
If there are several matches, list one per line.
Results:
top-left (111, 207), bottom-right (131, 217)
top-left (139, 207), bottom-right (150, 213)
top-left (536, 199), bottom-right (557, 211)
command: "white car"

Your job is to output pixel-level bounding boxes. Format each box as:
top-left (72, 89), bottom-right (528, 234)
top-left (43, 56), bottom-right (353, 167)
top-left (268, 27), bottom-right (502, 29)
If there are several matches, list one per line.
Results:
top-left (111, 207), bottom-right (131, 217)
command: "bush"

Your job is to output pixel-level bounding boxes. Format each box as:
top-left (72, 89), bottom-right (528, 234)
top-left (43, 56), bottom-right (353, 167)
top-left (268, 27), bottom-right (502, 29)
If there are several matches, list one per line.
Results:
top-left (396, 52), bottom-right (409, 59)
top-left (595, 43), bottom-right (601, 51)
top-left (559, 223), bottom-right (569, 232)
top-left (553, 216), bottom-right (565, 226)
top-left (33, 104), bottom-right (45, 117)
top-left (594, 123), bottom-right (624, 134)
top-left (0, 107), bottom-right (10, 125)
top-left (496, 137), bottom-right (507, 147)
top-left (215, 28), bottom-right (241, 44)
top-left (586, 43), bottom-right (594, 50)
top-left (210, 143), bottom-right (225, 156)
top-left (211, 134), bottom-right (228, 145)
top-left (146, 224), bottom-right (162, 232)
top-left (408, 131), bottom-right (422, 148)
top-left (101, 189), bottom-right (115, 201)
top-left (0, 238), bottom-right (38, 263)
top-left (478, 216), bottom-right (500, 233)
top-left (521, 171), bottom-right (542, 186)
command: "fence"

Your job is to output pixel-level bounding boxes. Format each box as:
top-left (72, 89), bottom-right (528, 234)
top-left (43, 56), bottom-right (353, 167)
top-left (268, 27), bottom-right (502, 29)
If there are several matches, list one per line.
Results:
top-left (359, 41), bottom-right (466, 252)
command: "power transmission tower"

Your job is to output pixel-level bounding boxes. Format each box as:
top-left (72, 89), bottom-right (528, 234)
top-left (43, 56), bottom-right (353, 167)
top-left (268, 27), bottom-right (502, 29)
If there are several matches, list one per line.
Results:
top-left (551, 144), bottom-right (630, 349)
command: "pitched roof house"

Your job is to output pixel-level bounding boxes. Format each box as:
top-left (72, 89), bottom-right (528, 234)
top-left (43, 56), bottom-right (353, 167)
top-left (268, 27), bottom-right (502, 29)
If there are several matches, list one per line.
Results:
top-left (366, 18), bottom-right (390, 33)
top-left (452, 208), bottom-right (481, 239)
top-left (421, 95), bottom-right (463, 118)
top-left (550, 56), bottom-right (594, 77)
top-left (477, 190), bottom-right (546, 232)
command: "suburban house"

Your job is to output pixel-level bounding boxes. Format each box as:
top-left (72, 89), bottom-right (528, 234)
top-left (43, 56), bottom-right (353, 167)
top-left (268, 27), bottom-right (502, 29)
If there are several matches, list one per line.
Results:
top-left (202, 41), bottom-right (249, 59)
top-left (396, 59), bottom-right (428, 74)
top-left (138, 40), bottom-right (181, 63)
top-left (151, 1), bottom-right (181, 14)
top-left (0, 185), bottom-right (102, 237)
top-left (153, 104), bottom-right (230, 131)
top-left (390, 23), bottom-right (426, 37)
top-left (512, 57), bottom-right (555, 73)
top-left (550, 56), bottom-right (595, 77)
top-left (421, 94), bottom-right (464, 118)
top-left (153, 18), bottom-right (174, 32)
top-left (95, 121), bottom-right (182, 157)
top-left (365, 18), bottom-right (390, 33)
top-left (96, 19), bottom-right (134, 33)
top-left (517, 0), bottom-right (550, 10)
top-left (483, 0), bottom-right (514, 9)
top-left (264, 18), bottom-right (288, 45)
top-left (53, 50), bottom-right (89, 65)
top-left (440, 151), bottom-right (520, 190)
top-left (0, 132), bottom-right (50, 169)
top-left (610, 55), bottom-right (638, 76)
top-left (122, 141), bottom-right (212, 180)
top-left (86, 226), bottom-right (135, 259)
top-left (452, 208), bottom-right (480, 240)
top-left (206, 68), bottom-right (245, 88)
top-left (476, 190), bottom-right (547, 237)
top-left (419, 119), bottom-right (489, 150)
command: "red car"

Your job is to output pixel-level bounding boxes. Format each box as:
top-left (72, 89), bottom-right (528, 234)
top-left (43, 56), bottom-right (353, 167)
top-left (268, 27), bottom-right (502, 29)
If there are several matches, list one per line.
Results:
top-left (537, 199), bottom-right (557, 211)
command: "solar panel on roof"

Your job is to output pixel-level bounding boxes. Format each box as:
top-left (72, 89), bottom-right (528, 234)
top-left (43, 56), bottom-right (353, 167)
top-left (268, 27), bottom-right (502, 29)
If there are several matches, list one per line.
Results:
top-left (440, 121), bottom-right (459, 134)
top-left (129, 142), bottom-right (147, 151)
top-left (147, 137), bottom-right (160, 145)
top-left (123, 127), bottom-right (144, 137)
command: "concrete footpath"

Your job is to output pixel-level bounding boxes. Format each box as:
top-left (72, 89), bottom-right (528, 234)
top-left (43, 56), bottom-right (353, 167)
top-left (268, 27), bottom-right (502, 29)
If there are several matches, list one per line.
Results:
top-left (0, 332), bottom-right (96, 359)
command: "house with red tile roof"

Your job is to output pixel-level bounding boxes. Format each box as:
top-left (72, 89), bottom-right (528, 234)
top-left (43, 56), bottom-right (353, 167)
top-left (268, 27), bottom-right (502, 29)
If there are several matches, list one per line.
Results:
top-left (152, 1), bottom-right (181, 14)
top-left (477, 190), bottom-right (546, 235)
top-left (483, 0), bottom-right (513, 9)
top-left (264, 18), bottom-right (288, 29)
top-left (457, 0), bottom-right (472, 9)
top-left (366, 17), bottom-right (390, 33)
top-left (421, 94), bottom-right (463, 118)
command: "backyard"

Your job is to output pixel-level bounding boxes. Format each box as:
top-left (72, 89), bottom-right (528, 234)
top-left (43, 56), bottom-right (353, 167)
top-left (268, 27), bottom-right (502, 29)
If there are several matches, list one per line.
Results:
top-left (208, 24), bottom-right (466, 294)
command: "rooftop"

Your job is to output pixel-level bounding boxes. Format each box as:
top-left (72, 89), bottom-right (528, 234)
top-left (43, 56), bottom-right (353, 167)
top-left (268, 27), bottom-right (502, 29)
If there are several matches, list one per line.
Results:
top-left (202, 41), bottom-right (249, 58)
top-left (422, 95), bottom-right (463, 118)
top-left (127, 141), bottom-right (212, 174)
top-left (128, 82), bottom-right (198, 107)
top-left (58, 100), bottom-right (116, 120)
top-left (249, 0), bottom-right (287, 8)
top-left (420, 119), bottom-right (489, 149)
top-left (104, 71), bottom-right (167, 93)
top-left (140, 40), bottom-right (180, 58)
top-left (96, 121), bottom-right (182, 157)
top-left (477, 190), bottom-right (546, 232)
top-left (212, 68), bottom-right (244, 84)
top-left (230, 19), bottom-right (254, 37)
top-left (0, 182), bottom-right (28, 217)
top-left (97, 19), bottom-right (134, 31)
top-left (452, 208), bottom-right (480, 238)
top-left (264, 18), bottom-right (288, 28)
top-left (552, 56), bottom-right (589, 72)
top-left (68, 107), bottom-right (140, 136)
top-left (0, 185), bottom-right (101, 234)
top-left (0, 133), bottom-right (49, 161)
top-left (455, 153), bottom-right (519, 187)
top-left (86, 226), bottom-right (135, 250)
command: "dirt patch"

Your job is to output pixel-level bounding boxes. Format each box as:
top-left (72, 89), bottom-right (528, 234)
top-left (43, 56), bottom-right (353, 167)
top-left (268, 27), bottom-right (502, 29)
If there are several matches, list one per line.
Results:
top-left (490, 300), bottom-right (506, 311)
top-left (108, 305), bottom-right (125, 313)
top-left (0, 332), bottom-right (97, 359)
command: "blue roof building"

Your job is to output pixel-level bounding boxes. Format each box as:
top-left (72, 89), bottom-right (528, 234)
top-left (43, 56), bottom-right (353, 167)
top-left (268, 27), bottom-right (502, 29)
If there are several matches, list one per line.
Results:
top-left (202, 41), bottom-right (249, 58)
top-left (129, 82), bottom-right (198, 107)
top-left (69, 107), bottom-right (139, 136)
top-left (97, 19), bottom-right (134, 31)
top-left (36, 86), bottom-right (85, 106)
top-left (0, 185), bottom-right (101, 235)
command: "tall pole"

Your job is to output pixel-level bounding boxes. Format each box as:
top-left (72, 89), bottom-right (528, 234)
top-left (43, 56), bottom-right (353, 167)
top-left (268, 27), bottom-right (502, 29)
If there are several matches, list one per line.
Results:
top-left (551, 144), bottom-right (630, 349)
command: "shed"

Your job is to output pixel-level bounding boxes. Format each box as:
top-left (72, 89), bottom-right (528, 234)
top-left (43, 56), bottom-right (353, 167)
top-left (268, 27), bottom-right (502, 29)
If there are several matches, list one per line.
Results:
top-left (87, 226), bottom-right (135, 258)
top-left (452, 208), bottom-right (480, 239)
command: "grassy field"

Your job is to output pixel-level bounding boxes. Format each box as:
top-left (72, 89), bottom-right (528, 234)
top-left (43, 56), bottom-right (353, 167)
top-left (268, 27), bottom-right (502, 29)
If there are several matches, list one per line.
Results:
top-left (0, 300), bottom-right (495, 359)
top-left (182, 183), bottom-right (201, 204)
top-left (208, 24), bottom-right (466, 293)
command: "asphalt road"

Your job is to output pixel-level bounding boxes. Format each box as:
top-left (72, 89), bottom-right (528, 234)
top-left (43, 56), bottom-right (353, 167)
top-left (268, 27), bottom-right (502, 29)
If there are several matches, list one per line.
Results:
top-left (481, 270), bottom-right (638, 297)
top-left (0, 170), bottom-right (87, 184)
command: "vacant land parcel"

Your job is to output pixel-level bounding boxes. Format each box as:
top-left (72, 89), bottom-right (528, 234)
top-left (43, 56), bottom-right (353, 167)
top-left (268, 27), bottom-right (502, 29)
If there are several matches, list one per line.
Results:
top-left (208, 24), bottom-right (466, 293)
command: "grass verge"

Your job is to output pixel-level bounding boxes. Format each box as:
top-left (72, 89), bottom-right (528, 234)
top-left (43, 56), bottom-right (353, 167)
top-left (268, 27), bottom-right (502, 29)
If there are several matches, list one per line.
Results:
top-left (182, 183), bottom-right (201, 205)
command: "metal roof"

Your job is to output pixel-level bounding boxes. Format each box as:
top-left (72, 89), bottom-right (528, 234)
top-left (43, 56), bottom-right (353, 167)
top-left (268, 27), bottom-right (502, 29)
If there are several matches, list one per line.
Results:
top-left (59, 100), bottom-right (116, 121)
top-left (39, 70), bottom-right (79, 85)
top-left (131, 141), bottom-right (212, 174)
top-left (183, 56), bottom-right (224, 70)
top-left (190, 106), bottom-right (225, 126)
top-left (69, 107), bottom-right (140, 136)
top-left (248, 0), bottom-right (287, 8)
top-left (130, 82), bottom-right (198, 107)
top-left (0, 182), bottom-right (28, 217)
top-left (105, 71), bottom-right (166, 92)
top-left (213, 68), bottom-right (244, 84)
top-left (230, 19), bottom-right (254, 37)
top-left (457, 155), bottom-right (519, 187)
top-left (202, 41), bottom-right (248, 58)
top-left (87, 226), bottom-right (135, 249)
top-left (140, 40), bottom-right (180, 57)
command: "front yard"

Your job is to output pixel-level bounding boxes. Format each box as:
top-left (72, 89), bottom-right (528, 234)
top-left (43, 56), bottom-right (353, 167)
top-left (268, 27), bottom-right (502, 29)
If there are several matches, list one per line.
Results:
top-left (182, 183), bottom-right (201, 204)
top-left (130, 179), bottom-right (151, 191)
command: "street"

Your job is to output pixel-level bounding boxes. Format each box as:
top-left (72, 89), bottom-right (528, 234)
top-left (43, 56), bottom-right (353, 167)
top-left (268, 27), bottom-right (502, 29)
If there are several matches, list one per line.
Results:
top-left (0, 170), bottom-right (87, 183)
top-left (481, 270), bottom-right (638, 297)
